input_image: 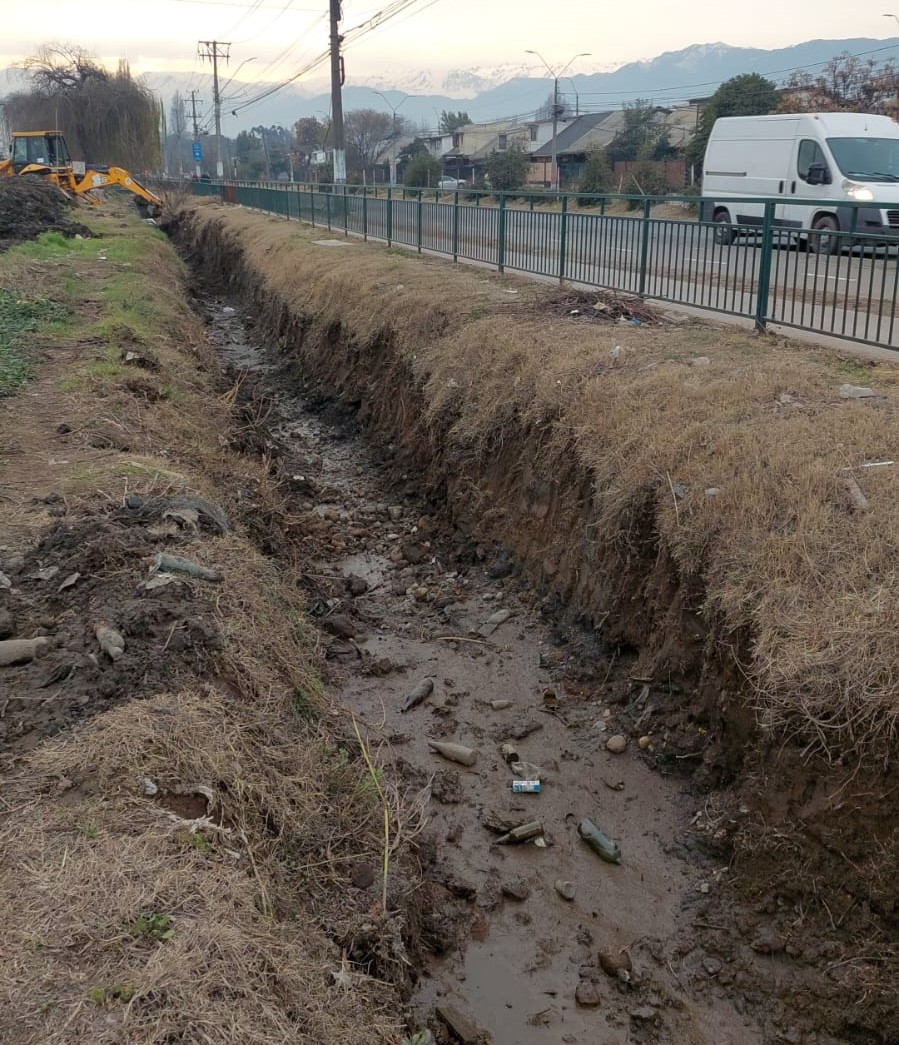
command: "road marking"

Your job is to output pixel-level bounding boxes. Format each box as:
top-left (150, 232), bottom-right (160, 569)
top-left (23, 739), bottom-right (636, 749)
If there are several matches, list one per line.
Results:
top-left (809, 274), bottom-right (856, 282)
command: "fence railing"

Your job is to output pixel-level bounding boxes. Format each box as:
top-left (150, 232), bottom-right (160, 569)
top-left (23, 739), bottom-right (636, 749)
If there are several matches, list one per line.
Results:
top-left (188, 180), bottom-right (899, 350)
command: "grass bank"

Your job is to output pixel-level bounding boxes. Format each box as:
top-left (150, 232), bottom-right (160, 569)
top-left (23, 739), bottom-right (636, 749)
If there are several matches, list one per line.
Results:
top-left (0, 207), bottom-right (419, 1043)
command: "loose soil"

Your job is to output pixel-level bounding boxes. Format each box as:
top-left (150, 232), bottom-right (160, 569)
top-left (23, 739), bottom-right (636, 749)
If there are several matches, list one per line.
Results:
top-left (1, 192), bottom-right (895, 1045)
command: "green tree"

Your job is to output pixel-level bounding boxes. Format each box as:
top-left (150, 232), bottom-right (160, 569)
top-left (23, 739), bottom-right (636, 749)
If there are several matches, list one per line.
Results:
top-left (439, 110), bottom-right (470, 133)
top-left (486, 144), bottom-right (529, 191)
top-left (403, 149), bottom-right (441, 187)
top-left (686, 73), bottom-right (778, 171)
top-left (578, 145), bottom-right (613, 199)
top-left (607, 100), bottom-right (671, 163)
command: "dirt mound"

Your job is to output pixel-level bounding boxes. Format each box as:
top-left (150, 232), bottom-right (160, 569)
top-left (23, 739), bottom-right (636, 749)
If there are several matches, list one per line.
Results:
top-left (0, 177), bottom-right (93, 249)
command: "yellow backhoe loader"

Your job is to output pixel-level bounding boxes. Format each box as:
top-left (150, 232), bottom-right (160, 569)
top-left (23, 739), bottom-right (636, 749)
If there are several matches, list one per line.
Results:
top-left (0, 130), bottom-right (162, 216)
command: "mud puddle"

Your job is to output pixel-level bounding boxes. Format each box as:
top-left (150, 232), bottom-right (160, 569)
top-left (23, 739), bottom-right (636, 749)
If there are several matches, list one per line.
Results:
top-left (206, 300), bottom-right (767, 1044)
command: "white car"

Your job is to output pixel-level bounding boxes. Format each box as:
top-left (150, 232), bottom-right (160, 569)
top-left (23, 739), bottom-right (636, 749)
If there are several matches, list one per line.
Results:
top-left (437, 177), bottom-right (465, 189)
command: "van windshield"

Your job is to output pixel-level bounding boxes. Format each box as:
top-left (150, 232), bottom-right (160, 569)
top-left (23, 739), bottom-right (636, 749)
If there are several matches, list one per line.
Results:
top-left (826, 137), bottom-right (899, 181)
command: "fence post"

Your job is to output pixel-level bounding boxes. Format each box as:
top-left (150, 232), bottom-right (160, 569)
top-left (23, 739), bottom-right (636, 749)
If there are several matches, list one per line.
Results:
top-left (362, 188), bottom-right (368, 241)
top-left (637, 197), bottom-right (652, 296)
top-left (343, 187), bottom-right (349, 237)
top-left (326, 190), bottom-right (331, 229)
top-left (497, 193), bottom-right (507, 272)
top-left (559, 195), bottom-right (569, 283)
top-left (416, 191), bottom-right (423, 253)
top-left (452, 190), bottom-right (460, 261)
top-left (387, 186), bottom-right (393, 246)
top-left (754, 199), bottom-right (775, 332)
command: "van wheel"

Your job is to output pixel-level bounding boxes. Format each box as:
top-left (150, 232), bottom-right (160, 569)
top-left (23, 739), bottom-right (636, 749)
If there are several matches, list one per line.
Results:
top-left (808, 215), bottom-right (840, 255)
top-left (713, 209), bottom-right (735, 245)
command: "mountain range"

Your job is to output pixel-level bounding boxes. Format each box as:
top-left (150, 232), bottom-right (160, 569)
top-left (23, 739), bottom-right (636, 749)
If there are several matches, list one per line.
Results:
top-left (3, 37), bottom-right (899, 135)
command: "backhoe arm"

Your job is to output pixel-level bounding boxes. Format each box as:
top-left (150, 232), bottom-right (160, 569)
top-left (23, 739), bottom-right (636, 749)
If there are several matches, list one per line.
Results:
top-left (71, 166), bottom-right (162, 212)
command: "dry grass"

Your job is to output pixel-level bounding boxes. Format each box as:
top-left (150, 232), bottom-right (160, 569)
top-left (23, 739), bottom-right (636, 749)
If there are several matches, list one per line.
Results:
top-left (184, 198), bottom-right (899, 767)
top-left (0, 201), bottom-right (423, 1044)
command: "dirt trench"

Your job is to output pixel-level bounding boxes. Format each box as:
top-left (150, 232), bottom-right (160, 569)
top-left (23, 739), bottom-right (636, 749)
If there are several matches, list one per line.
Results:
top-left (176, 226), bottom-right (892, 1043)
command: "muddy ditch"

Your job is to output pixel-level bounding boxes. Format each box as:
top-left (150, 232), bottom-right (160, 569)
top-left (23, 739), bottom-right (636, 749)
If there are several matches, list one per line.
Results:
top-left (171, 199), bottom-right (897, 1045)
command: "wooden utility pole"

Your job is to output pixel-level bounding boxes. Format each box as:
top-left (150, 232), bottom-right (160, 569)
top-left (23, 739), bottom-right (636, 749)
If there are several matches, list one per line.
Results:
top-left (328, 0), bottom-right (346, 184)
top-left (198, 41), bottom-right (230, 178)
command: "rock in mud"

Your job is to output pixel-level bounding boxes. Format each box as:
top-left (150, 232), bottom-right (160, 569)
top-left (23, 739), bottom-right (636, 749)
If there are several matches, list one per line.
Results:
top-left (0, 636), bottom-right (50, 666)
top-left (445, 874), bottom-right (478, 900)
top-left (606, 734), bottom-right (627, 754)
top-left (501, 878), bottom-right (531, 901)
top-left (401, 677), bottom-right (434, 712)
top-left (839, 383), bottom-right (877, 399)
top-left (750, 926), bottom-right (785, 954)
top-left (575, 981), bottom-right (602, 1007)
top-left (491, 699), bottom-right (512, 711)
top-left (345, 573), bottom-right (368, 596)
top-left (599, 948), bottom-right (633, 979)
top-left (153, 552), bottom-right (223, 582)
top-left (508, 718), bottom-right (543, 740)
top-left (476, 607), bottom-right (513, 637)
top-left (435, 1002), bottom-right (482, 1044)
top-left (554, 879), bottom-right (576, 901)
top-left (322, 614), bottom-right (357, 640)
top-left (95, 624), bottom-right (125, 661)
top-left (0, 607), bottom-right (14, 640)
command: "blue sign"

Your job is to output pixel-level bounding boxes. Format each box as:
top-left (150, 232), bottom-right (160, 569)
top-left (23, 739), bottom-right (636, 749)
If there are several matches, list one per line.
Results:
top-left (192, 142), bottom-right (203, 162)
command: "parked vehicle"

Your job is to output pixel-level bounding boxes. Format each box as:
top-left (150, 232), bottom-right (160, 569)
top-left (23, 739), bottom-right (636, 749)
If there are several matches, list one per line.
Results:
top-left (701, 112), bottom-right (899, 253)
top-left (437, 177), bottom-right (465, 189)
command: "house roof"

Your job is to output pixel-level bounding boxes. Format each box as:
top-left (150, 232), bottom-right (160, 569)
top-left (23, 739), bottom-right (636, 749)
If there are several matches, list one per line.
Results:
top-left (530, 112), bottom-right (617, 158)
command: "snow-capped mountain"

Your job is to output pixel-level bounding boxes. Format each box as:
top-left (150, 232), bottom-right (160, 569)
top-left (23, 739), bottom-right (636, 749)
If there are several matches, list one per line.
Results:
top-left (3, 38), bottom-right (899, 133)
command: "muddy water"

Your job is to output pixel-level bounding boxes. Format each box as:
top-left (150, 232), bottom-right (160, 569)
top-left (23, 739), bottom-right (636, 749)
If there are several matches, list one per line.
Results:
top-left (207, 302), bottom-right (763, 1045)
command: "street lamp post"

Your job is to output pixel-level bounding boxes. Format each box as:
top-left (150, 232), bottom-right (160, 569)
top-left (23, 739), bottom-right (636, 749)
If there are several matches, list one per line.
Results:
top-left (525, 50), bottom-right (590, 190)
top-left (373, 90), bottom-right (409, 185)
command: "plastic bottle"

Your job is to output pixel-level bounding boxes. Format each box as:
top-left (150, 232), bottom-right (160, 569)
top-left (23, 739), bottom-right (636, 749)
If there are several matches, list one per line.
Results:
top-left (578, 817), bottom-right (622, 864)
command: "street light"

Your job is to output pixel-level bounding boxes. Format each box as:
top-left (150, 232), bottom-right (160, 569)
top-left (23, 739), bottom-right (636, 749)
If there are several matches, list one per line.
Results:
top-left (526, 49), bottom-right (590, 190)
top-left (372, 90), bottom-right (409, 184)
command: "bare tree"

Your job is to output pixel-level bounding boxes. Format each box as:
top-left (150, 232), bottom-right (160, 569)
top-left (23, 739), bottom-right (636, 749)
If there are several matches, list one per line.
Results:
top-left (7, 46), bottom-right (161, 170)
top-left (344, 108), bottom-right (401, 177)
top-left (782, 53), bottom-right (899, 114)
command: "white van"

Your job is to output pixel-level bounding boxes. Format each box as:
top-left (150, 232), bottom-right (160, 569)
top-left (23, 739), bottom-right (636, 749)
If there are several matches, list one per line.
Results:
top-left (701, 112), bottom-right (899, 253)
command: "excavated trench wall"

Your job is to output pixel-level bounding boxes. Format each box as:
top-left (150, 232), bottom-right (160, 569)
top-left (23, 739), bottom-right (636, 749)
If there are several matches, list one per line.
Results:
top-left (169, 200), bottom-right (898, 1040)
top-left (176, 204), bottom-right (747, 781)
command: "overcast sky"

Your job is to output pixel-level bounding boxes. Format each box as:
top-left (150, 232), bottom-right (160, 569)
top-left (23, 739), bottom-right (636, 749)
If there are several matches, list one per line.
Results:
top-left (3, 0), bottom-right (899, 89)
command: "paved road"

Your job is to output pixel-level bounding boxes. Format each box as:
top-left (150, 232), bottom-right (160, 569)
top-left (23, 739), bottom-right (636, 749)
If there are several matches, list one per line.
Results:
top-left (303, 193), bottom-right (899, 348)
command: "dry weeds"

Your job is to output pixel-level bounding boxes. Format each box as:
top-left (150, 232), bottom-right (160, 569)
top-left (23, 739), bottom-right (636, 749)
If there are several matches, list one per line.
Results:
top-left (0, 203), bottom-right (421, 1044)
top-left (184, 198), bottom-right (899, 768)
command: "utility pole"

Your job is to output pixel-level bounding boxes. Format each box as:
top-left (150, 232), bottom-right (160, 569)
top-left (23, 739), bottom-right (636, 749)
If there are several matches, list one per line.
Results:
top-left (526, 50), bottom-right (590, 191)
top-left (189, 91), bottom-right (203, 178)
top-left (328, 0), bottom-right (346, 184)
top-left (198, 40), bottom-right (230, 178)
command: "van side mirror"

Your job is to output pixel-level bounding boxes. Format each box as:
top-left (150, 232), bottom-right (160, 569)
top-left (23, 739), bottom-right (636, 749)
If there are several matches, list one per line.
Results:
top-left (807, 162), bottom-right (831, 186)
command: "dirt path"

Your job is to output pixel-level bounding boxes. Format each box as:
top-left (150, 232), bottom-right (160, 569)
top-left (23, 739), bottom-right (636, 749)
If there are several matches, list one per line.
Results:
top-left (206, 300), bottom-right (774, 1045)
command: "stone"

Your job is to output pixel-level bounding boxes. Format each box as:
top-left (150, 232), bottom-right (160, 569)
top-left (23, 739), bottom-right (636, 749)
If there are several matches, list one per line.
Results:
top-left (629, 1006), bottom-right (657, 1022)
top-left (606, 734), bottom-right (627, 754)
top-left (702, 957), bottom-right (722, 976)
top-left (501, 879), bottom-right (530, 901)
top-left (598, 949), bottom-right (632, 978)
top-left (751, 926), bottom-right (784, 954)
top-left (0, 607), bottom-right (14, 640)
top-left (575, 981), bottom-right (601, 1007)
top-left (554, 879), bottom-right (576, 901)
top-left (435, 1003), bottom-right (481, 1044)
top-left (839, 383), bottom-right (876, 399)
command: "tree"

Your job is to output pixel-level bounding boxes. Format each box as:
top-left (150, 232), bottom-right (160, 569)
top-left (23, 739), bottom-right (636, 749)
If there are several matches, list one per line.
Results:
top-left (578, 145), bottom-right (613, 198)
top-left (344, 108), bottom-right (397, 178)
top-left (486, 144), bottom-right (529, 191)
top-left (438, 110), bottom-right (470, 133)
top-left (780, 53), bottom-right (898, 115)
top-left (404, 149), bottom-right (441, 187)
top-left (607, 100), bottom-right (670, 163)
top-left (7, 46), bottom-right (161, 170)
top-left (686, 73), bottom-right (778, 170)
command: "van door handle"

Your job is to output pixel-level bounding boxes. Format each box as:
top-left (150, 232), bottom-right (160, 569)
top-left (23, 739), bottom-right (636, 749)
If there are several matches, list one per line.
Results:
top-left (791, 180), bottom-right (796, 193)
top-left (778, 180), bottom-right (784, 193)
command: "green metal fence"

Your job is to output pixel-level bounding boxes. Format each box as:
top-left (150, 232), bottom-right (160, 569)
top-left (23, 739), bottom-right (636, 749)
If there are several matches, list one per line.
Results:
top-left (189, 180), bottom-right (899, 350)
